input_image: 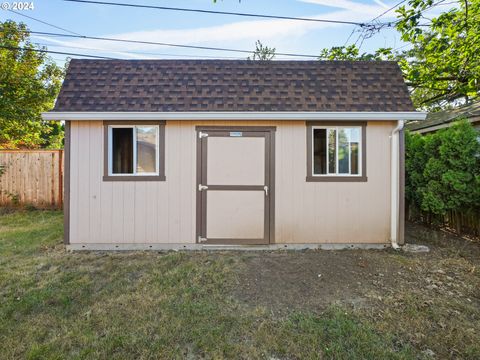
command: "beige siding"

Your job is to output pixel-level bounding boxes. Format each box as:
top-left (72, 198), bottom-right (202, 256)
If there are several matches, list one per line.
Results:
top-left (274, 121), bottom-right (393, 244)
top-left (69, 120), bottom-right (394, 244)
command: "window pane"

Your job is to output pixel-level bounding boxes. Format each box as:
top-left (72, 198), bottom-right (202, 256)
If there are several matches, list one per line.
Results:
top-left (313, 128), bottom-right (327, 174)
top-left (338, 128), bottom-right (350, 174)
top-left (112, 128), bottom-right (133, 174)
top-left (350, 128), bottom-right (360, 175)
top-left (328, 129), bottom-right (336, 174)
top-left (136, 126), bottom-right (157, 173)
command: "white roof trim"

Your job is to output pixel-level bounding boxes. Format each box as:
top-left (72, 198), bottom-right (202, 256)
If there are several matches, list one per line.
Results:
top-left (42, 111), bottom-right (427, 121)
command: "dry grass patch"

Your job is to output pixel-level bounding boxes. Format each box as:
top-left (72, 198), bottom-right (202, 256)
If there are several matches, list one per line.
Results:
top-left (1, 211), bottom-right (479, 359)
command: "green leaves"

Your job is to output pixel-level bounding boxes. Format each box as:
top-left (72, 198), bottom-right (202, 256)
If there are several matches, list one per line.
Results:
top-left (318, 45), bottom-right (396, 61)
top-left (396, 0), bottom-right (480, 109)
top-left (248, 40), bottom-right (276, 61)
top-left (0, 21), bottom-right (65, 149)
top-left (317, 1), bottom-right (479, 110)
top-left (405, 120), bottom-right (480, 216)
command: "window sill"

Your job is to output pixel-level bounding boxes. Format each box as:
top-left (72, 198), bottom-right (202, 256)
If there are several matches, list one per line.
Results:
top-left (103, 175), bottom-right (166, 182)
top-left (306, 176), bottom-right (367, 182)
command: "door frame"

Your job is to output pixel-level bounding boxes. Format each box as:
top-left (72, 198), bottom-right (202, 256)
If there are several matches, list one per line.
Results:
top-left (195, 126), bottom-right (276, 245)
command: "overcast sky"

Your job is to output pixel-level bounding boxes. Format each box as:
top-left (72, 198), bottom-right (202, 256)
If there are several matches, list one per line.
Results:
top-left (2, 0), bottom-right (453, 64)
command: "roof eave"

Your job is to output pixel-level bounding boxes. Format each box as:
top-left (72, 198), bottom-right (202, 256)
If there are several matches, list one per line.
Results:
top-left (42, 111), bottom-right (427, 121)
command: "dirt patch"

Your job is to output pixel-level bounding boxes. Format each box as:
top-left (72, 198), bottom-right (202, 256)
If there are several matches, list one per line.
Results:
top-left (232, 249), bottom-right (403, 314)
top-left (232, 222), bottom-right (480, 316)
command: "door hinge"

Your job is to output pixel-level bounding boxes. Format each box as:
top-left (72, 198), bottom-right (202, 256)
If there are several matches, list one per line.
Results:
top-left (198, 184), bottom-right (208, 191)
top-left (198, 236), bottom-right (207, 243)
top-left (198, 131), bottom-right (208, 139)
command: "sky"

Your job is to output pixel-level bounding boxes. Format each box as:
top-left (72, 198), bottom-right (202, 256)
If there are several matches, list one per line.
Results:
top-left (0, 0), bottom-right (453, 65)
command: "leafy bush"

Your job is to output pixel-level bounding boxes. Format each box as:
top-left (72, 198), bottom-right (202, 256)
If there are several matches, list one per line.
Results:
top-left (405, 120), bottom-right (480, 218)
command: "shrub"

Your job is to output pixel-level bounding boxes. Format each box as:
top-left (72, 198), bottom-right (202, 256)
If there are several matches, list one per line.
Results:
top-left (405, 120), bottom-right (480, 219)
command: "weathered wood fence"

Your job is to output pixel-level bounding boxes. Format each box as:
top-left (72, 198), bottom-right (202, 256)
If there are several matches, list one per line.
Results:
top-left (0, 150), bottom-right (63, 209)
top-left (407, 204), bottom-right (480, 238)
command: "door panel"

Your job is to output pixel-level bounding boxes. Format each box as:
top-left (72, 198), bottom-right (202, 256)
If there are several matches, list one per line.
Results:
top-left (206, 191), bottom-right (264, 239)
top-left (197, 128), bottom-right (274, 245)
top-left (207, 137), bottom-right (265, 185)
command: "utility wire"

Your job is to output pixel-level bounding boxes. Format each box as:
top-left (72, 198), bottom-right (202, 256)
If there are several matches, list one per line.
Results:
top-left (64, 0), bottom-right (371, 26)
top-left (354, 0), bottom-right (446, 50)
top-left (6, 9), bottom-right (82, 36)
top-left (30, 31), bottom-right (321, 58)
top-left (33, 42), bottom-right (245, 59)
top-left (352, 0), bottom-right (407, 49)
top-left (7, 11), bottom-right (243, 59)
top-left (343, 0), bottom-right (406, 47)
top-left (0, 45), bottom-right (115, 59)
top-left (7, 9), bottom-right (321, 59)
top-left (370, 0), bottom-right (407, 22)
top-left (342, 27), bottom-right (357, 47)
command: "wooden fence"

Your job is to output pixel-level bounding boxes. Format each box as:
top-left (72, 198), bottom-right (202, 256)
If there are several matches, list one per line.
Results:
top-left (0, 150), bottom-right (63, 209)
top-left (407, 204), bottom-right (480, 238)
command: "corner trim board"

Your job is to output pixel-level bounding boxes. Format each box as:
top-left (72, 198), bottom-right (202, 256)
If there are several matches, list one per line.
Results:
top-left (398, 128), bottom-right (406, 245)
top-left (64, 121), bottom-right (71, 245)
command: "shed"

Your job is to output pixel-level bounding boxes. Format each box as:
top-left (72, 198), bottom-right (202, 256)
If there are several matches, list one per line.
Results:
top-left (43, 59), bottom-right (426, 250)
top-left (406, 101), bottom-right (480, 134)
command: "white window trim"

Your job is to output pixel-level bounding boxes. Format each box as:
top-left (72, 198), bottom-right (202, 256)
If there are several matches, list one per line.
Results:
top-left (311, 125), bottom-right (363, 177)
top-left (108, 125), bottom-right (160, 177)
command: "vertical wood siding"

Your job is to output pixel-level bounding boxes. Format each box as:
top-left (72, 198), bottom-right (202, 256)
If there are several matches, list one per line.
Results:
top-left (0, 150), bottom-right (63, 208)
top-left (69, 120), bottom-right (394, 244)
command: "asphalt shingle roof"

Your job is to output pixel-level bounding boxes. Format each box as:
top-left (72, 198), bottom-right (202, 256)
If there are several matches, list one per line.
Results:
top-left (53, 59), bottom-right (415, 112)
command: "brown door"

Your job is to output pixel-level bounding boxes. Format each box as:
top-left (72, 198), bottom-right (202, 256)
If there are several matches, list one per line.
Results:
top-left (196, 127), bottom-right (275, 245)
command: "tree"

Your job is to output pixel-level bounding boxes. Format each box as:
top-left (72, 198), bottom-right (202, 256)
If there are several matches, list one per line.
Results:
top-left (318, 44), bottom-right (395, 61)
top-left (248, 40), bottom-right (276, 61)
top-left (0, 20), bottom-right (65, 149)
top-left (405, 129), bottom-right (428, 209)
top-left (318, 1), bottom-right (479, 111)
top-left (396, 0), bottom-right (480, 110)
top-left (405, 120), bottom-right (480, 219)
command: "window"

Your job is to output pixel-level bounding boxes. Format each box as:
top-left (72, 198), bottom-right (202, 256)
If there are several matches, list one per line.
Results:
top-left (104, 121), bottom-right (165, 181)
top-left (307, 122), bottom-right (367, 182)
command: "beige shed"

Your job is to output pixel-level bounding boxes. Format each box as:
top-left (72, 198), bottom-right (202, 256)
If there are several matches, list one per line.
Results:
top-left (43, 59), bottom-right (426, 250)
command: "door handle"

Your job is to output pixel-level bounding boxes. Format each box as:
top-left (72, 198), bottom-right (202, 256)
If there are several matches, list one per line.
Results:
top-left (264, 185), bottom-right (269, 196)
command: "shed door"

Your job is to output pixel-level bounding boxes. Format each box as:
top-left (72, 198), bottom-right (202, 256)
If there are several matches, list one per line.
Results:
top-left (196, 128), bottom-right (274, 245)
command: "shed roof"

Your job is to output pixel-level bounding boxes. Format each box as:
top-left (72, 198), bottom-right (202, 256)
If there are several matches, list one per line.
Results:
top-left (54, 59), bottom-right (415, 112)
top-left (406, 101), bottom-right (480, 133)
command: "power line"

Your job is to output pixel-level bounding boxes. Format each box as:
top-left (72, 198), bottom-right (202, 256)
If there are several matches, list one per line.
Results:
top-left (8, 8), bottom-right (322, 59)
top-left (64, 0), bottom-right (370, 26)
top-left (30, 31), bottom-right (321, 58)
top-left (351, 0), bottom-right (408, 49)
top-left (371, 0), bottom-right (407, 22)
top-left (0, 45), bottom-right (115, 59)
top-left (343, 0), bottom-right (406, 48)
top-left (33, 42), bottom-right (245, 59)
top-left (6, 9), bottom-right (82, 36)
top-left (355, 0), bottom-right (447, 50)
top-left (343, 27), bottom-right (357, 47)
top-left (7, 11), bottom-right (244, 59)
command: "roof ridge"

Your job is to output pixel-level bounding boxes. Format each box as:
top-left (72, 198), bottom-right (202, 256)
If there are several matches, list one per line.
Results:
top-left (69, 58), bottom-right (399, 64)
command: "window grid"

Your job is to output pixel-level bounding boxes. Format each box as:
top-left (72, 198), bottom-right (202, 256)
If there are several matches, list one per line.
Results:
top-left (312, 126), bottom-right (362, 177)
top-left (108, 125), bottom-right (160, 177)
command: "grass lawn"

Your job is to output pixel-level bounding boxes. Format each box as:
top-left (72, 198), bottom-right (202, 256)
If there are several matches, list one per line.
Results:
top-left (0, 210), bottom-right (479, 359)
